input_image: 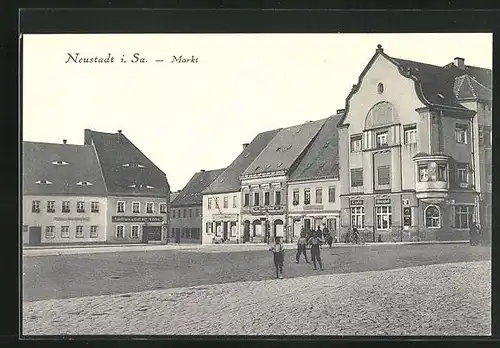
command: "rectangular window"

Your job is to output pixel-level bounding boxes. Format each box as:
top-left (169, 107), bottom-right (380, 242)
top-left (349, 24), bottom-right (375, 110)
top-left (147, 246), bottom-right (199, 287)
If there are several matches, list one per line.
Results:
top-left (189, 208), bottom-right (192, 218)
top-left (479, 126), bottom-right (492, 147)
top-left (23, 225), bottom-right (28, 233)
top-left (146, 202), bottom-right (154, 214)
top-left (404, 126), bottom-right (417, 144)
top-left (131, 225), bottom-right (139, 239)
top-left (233, 196), bottom-right (237, 208)
top-left (351, 168), bottom-right (363, 187)
top-left (376, 132), bottom-right (388, 147)
top-left (304, 189), bottom-right (310, 205)
top-left (315, 188), bottom-right (322, 204)
top-left (45, 226), bottom-right (55, 239)
top-left (293, 190), bottom-right (299, 206)
top-left (76, 225), bottom-right (84, 238)
top-left (328, 187), bottom-right (336, 203)
top-left (160, 203), bottom-right (167, 214)
top-left (32, 200), bottom-right (40, 213)
top-left (76, 201), bottom-right (85, 213)
top-left (350, 135), bottom-right (362, 152)
top-left (206, 222), bottom-right (213, 234)
top-left (275, 191), bottom-right (281, 205)
top-left (455, 205), bottom-right (473, 229)
top-left (244, 193), bottom-right (249, 207)
top-left (183, 208), bottom-right (186, 218)
top-left (254, 192), bottom-right (260, 206)
top-left (215, 197), bottom-right (220, 209)
top-left (223, 196), bottom-right (228, 209)
top-left (117, 201), bottom-right (125, 213)
top-left (264, 192), bottom-right (270, 206)
top-left (418, 164), bottom-right (429, 182)
top-left (196, 208), bottom-right (200, 217)
top-left (457, 164), bottom-right (469, 183)
top-left (376, 206), bottom-right (392, 230)
top-left (132, 202), bottom-right (140, 213)
top-left (172, 209), bottom-right (176, 219)
top-left (62, 201), bottom-right (70, 213)
top-left (116, 225), bottom-right (124, 238)
top-left (47, 201), bottom-right (55, 213)
top-left (437, 163), bottom-right (447, 181)
top-left (350, 207), bottom-right (365, 229)
top-left (455, 124), bottom-right (467, 144)
top-left (208, 197), bottom-right (212, 209)
top-left (171, 228), bottom-right (175, 237)
top-left (91, 201), bottom-right (99, 213)
top-left (90, 226), bottom-right (98, 238)
top-left (377, 166), bottom-right (390, 185)
top-left (61, 226), bottom-right (70, 238)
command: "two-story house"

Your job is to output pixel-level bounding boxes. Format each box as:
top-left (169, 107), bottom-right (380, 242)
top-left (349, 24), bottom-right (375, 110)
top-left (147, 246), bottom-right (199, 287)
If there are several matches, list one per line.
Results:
top-left (239, 119), bottom-right (326, 243)
top-left (171, 168), bottom-right (224, 244)
top-left (337, 44), bottom-right (491, 242)
top-left (201, 129), bottom-right (280, 244)
top-left (287, 113), bottom-right (342, 242)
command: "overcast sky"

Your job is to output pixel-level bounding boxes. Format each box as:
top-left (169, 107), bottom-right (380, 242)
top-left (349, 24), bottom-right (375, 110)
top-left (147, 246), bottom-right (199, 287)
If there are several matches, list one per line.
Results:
top-left (23, 33), bottom-right (492, 191)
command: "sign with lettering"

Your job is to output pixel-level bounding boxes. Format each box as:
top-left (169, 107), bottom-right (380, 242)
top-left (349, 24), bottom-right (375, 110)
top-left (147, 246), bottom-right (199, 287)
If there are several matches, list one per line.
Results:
top-left (213, 214), bottom-right (238, 221)
top-left (54, 217), bottom-right (90, 221)
top-left (375, 198), bottom-right (391, 205)
top-left (303, 205), bottom-right (323, 211)
top-left (111, 216), bottom-right (163, 223)
top-left (251, 206), bottom-right (283, 213)
top-left (350, 199), bottom-right (363, 206)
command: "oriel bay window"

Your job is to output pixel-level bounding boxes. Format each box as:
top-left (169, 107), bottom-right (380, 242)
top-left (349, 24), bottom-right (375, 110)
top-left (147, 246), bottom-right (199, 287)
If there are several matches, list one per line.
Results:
top-left (376, 206), bottom-right (392, 229)
top-left (425, 205), bottom-right (440, 228)
top-left (351, 207), bottom-right (365, 229)
top-left (455, 205), bottom-right (473, 229)
top-left (418, 162), bottom-right (447, 182)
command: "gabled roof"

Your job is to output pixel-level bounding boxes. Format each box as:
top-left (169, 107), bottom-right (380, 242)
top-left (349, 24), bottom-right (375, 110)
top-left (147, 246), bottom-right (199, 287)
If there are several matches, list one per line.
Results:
top-left (172, 168), bottom-right (225, 207)
top-left (203, 129), bottom-right (281, 194)
top-left (170, 192), bottom-right (180, 203)
top-left (87, 130), bottom-right (169, 197)
top-left (23, 141), bottom-right (107, 196)
top-left (289, 114), bottom-right (341, 182)
top-left (241, 119), bottom-right (326, 178)
top-left (453, 74), bottom-right (492, 101)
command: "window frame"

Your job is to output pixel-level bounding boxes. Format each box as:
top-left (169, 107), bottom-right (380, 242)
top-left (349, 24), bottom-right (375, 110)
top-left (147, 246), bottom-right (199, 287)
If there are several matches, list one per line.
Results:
top-left (351, 168), bottom-right (364, 187)
top-left (75, 225), bottom-right (84, 238)
top-left (91, 201), bottom-right (99, 213)
top-left (76, 201), bottom-right (85, 213)
top-left (275, 191), bottom-right (281, 206)
top-left (376, 206), bottom-right (392, 230)
top-left (243, 193), bottom-right (249, 207)
top-left (304, 188), bottom-right (311, 205)
top-left (350, 135), bottom-right (363, 153)
top-left (455, 124), bottom-right (468, 144)
top-left (350, 207), bottom-right (365, 229)
top-left (424, 205), bottom-right (441, 228)
top-left (264, 191), bottom-right (270, 206)
top-left (117, 201), bottom-right (125, 213)
top-left (377, 165), bottom-right (391, 186)
top-left (404, 126), bottom-right (417, 144)
top-left (61, 225), bottom-right (70, 238)
top-left (315, 187), bottom-right (322, 204)
top-left (376, 131), bottom-right (388, 148)
top-left (328, 187), bottom-right (336, 203)
top-left (455, 205), bottom-right (473, 229)
top-left (45, 226), bottom-right (55, 239)
top-left (208, 197), bottom-right (212, 209)
top-left (90, 225), bottom-right (98, 238)
top-left (32, 200), bottom-right (40, 213)
top-left (456, 164), bottom-right (469, 183)
top-left (233, 196), bottom-right (237, 208)
top-left (223, 196), bottom-right (228, 209)
top-left (146, 202), bottom-right (154, 214)
top-left (131, 225), bottom-right (140, 239)
top-left (254, 192), bottom-right (260, 206)
top-left (62, 201), bottom-right (71, 213)
top-left (160, 203), bottom-right (167, 214)
top-left (47, 200), bottom-right (56, 213)
top-left (132, 201), bottom-right (141, 213)
top-left (116, 225), bottom-right (125, 238)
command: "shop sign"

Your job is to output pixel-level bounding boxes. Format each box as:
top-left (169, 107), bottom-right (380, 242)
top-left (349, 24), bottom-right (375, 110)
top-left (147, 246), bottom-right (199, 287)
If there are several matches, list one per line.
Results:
top-left (350, 199), bottom-right (363, 206)
top-left (303, 205), bottom-right (323, 211)
top-left (111, 216), bottom-right (163, 223)
top-left (213, 214), bottom-right (238, 221)
top-left (375, 198), bottom-right (391, 205)
top-left (251, 206), bottom-right (283, 213)
top-left (54, 217), bottom-right (90, 221)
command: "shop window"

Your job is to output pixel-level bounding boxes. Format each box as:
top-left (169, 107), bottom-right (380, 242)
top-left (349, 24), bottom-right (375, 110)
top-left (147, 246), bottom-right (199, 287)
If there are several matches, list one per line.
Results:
top-left (61, 226), bottom-right (70, 238)
top-left (132, 202), bottom-right (140, 213)
top-left (116, 225), bottom-right (124, 238)
top-left (91, 201), bottom-right (99, 213)
top-left (351, 168), bottom-right (363, 187)
top-left (351, 207), bottom-right (365, 229)
top-left (455, 124), bottom-right (467, 144)
top-left (350, 135), bottom-right (362, 152)
top-left (131, 225), bottom-right (139, 239)
top-left (90, 226), bottom-right (98, 238)
top-left (315, 188), bottom-right (322, 204)
top-left (62, 201), bottom-right (71, 213)
top-left (425, 205), bottom-right (440, 228)
top-left (292, 190), bottom-right (299, 206)
top-left (377, 166), bottom-right (390, 185)
top-left (117, 201), bottom-right (125, 213)
top-left (328, 187), bottom-right (336, 203)
top-left (455, 205), bottom-right (473, 229)
top-left (76, 226), bottom-right (84, 238)
top-left (376, 206), bottom-right (392, 229)
top-left (304, 189), bottom-right (311, 205)
top-left (32, 200), bottom-right (40, 213)
top-left (45, 226), bottom-right (55, 239)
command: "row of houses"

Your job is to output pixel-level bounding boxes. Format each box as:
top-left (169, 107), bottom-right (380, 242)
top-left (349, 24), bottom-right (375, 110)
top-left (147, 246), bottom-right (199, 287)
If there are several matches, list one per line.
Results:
top-left (172, 44), bottom-right (492, 244)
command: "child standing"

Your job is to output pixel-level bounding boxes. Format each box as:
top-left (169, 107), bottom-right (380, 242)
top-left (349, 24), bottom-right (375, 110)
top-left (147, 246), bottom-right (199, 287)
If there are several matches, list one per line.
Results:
top-left (269, 236), bottom-right (285, 279)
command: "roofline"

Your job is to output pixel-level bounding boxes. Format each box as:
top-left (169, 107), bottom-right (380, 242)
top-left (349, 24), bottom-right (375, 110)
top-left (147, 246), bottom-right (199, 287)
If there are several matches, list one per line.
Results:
top-left (288, 176), bottom-right (340, 184)
top-left (23, 192), bottom-right (108, 197)
top-left (107, 192), bottom-right (168, 198)
top-left (170, 202), bottom-right (202, 208)
top-left (121, 133), bottom-right (167, 177)
top-left (88, 137), bottom-right (109, 194)
top-left (22, 140), bottom-right (91, 147)
top-left (202, 189), bottom-right (240, 195)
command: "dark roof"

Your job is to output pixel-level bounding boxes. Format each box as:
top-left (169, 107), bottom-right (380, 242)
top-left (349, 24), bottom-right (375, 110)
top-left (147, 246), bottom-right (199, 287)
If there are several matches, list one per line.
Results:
top-left (203, 129), bottom-right (281, 194)
top-left (23, 141), bottom-right (107, 196)
top-left (172, 168), bottom-right (225, 206)
top-left (241, 119), bottom-right (326, 177)
top-left (87, 130), bottom-right (169, 197)
top-left (453, 74), bottom-right (492, 101)
top-left (170, 192), bottom-right (179, 203)
top-left (289, 114), bottom-right (341, 181)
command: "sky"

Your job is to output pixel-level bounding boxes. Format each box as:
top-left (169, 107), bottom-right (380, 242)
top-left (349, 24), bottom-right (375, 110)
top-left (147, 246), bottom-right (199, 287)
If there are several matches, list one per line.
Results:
top-left (23, 33), bottom-right (492, 191)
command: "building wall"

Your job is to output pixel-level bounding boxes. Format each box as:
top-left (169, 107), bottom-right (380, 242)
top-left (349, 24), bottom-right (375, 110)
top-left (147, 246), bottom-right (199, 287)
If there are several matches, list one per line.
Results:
top-left (23, 195), bottom-right (107, 244)
top-left (106, 196), bottom-right (168, 243)
top-left (201, 192), bottom-right (240, 244)
top-left (170, 204), bottom-right (203, 244)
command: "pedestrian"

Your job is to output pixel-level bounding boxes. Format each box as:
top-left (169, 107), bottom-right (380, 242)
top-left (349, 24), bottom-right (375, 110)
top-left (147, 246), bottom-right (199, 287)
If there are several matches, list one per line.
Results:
top-left (295, 233), bottom-right (309, 263)
top-left (322, 225), bottom-right (329, 239)
top-left (326, 233), bottom-right (333, 248)
top-left (469, 223), bottom-right (478, 246)
top-left (269, 236), bottom-right (285, 279)
top-left (308, 231), bottom-right (324, 270)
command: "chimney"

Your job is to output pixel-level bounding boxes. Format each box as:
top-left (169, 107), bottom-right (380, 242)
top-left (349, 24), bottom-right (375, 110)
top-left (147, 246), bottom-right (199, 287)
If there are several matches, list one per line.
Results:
top-left (454, 57), bottom-right (465, 70)
top-left (336, 109), bottom-right (345, 114)
top-left (117, 130), bottom-right (122, 143)
top-left (242, 143), bottom-right (249, 150)
top-left (63, 139), bottom-right (67, 144)
top-left (200, 169), bottom-right (205, 172)
top-left (84, 129), bottom-right (92, 145)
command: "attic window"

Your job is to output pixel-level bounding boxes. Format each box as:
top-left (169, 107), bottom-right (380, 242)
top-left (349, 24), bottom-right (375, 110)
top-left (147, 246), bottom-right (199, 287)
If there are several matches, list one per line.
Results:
top-left (295, 128), bottom-right (301, 134)
top-left (220, 178), bottom-right (225, 183)
top-left (52, 160), bottom-right (69, 166)
top-left (377, 83), bottom-right (384, 94)
top-left (277, 162), bottom-right (282, 167)
top-left (244, 153), bottom-right (249, 158)
top-left (437, 93), bottom-right (445, 99)
top-left (266, 164), bottom-right (271, 169)
top-left (76, 181), bottom-right (93, 186)
top-left (128, 184), bottom-right (137, 188)
top-left (287, 145), bottom-right (292, 150)
top-left (35, 180), bottom-right (52, 185)
top-left (255, 166), bottom-right (261, 171)
top-left (323, 141), bottom-right (330, 148)
top-left (122, 163), bottom-right (145, 168)
top-left (276, 147), bottom-right (281, 151)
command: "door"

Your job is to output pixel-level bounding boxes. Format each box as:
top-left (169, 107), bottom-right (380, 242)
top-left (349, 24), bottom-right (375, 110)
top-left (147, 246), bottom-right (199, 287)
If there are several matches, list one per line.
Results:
top-left (29, 226), bottom-right (42, 246)
top-left (223, 222), bottom-right (229, 241)
top-left (304, 218), bottom-right (311, 232)
top-left (141, 227), bottom-right (148, 244)
top-left (175, 228), bottom-right (181, 243)
top-left (243, 221), bottom-right (250, 242)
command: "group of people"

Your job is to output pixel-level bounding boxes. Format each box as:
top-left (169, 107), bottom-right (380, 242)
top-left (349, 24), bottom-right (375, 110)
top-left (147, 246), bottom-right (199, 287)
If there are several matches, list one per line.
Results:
top-left (269, 225), bottom-right (334, 279)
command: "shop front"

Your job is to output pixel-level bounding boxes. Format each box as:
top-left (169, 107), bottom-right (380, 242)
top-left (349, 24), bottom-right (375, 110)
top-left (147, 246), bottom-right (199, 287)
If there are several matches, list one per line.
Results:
top-left (110, 215), bottom-right (164, 243)
top-left (212, 214), bottom-right (238, 243)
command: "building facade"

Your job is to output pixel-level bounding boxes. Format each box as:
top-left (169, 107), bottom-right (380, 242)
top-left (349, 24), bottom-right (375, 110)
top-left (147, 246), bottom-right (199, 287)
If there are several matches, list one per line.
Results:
top-left (171, 168), bottom-right (224, 244)
top-left (337, 45), bottom-right (491, 242)
top-left (239, 119), bottom-right (326, 243)
top-left (202, 129), bottom-right (280, 244)
top-left (287, 114), bottom-right (342, 242)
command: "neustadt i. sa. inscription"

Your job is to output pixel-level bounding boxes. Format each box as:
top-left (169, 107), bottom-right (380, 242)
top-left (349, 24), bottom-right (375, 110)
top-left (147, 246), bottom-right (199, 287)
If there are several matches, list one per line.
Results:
top-left (65, 53), bottom-right (199, 64)
top-left (111, 216), bottom-right (163, 223)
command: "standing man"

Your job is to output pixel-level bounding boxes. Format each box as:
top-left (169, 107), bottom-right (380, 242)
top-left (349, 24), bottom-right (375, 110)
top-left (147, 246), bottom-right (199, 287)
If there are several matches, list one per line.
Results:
top-left (469, 222), bottom-right (478, 246)
top-left (269, 236), bottom-right (285, 279)
top-left (308, 231), bottom-right (324, 270)
top-left (295, 233), bottom-right (309, 263)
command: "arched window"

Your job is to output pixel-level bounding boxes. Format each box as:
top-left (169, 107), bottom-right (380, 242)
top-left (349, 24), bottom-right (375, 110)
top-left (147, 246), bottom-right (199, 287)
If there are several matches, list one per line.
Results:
top-left (425, 205), bottom-right (440, 228)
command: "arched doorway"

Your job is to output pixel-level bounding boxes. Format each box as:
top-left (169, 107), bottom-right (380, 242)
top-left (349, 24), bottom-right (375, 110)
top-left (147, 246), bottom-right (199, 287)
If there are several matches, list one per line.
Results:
top-left (274, 219), bottom-right (284, 239)
top-left (243, 220), bottom-right (250, 243)
top-left (252, 220), bottom-right (262, 238)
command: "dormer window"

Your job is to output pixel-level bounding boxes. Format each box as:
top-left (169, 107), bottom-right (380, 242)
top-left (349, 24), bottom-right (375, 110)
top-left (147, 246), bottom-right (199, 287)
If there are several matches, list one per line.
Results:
top-left (244, 153), bottom-right (249, 158)
top-left (287, 145), bottom-right (292, 150)
top-left (323, 141), bottom-right (330, 148)
top-left (122, 163), bottom-right (145, 168)
top-left (35, 180), bottom-right (52, 185)
top-left (266, 164), bottom-right (271, 169)
top-left (128, 184), bottom-right (137, 188)
top-left (276, 147), bottom-right (281, 151)
top-left (437, 93), bottom-right (445, 100)
top-left (52, 160), bottom-right (69, 166)
top-left (255, 166), bottom-right (260, 171)
top-left (76, 181), bottom-right (93, 186)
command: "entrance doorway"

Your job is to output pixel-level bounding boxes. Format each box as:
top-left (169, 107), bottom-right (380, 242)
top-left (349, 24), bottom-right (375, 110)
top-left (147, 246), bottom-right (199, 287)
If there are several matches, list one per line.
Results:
top-left (29, 226), bottom-right (42, 246)
top-left (243, 220), bottom-right (250, 242)
top-left (303, 218), bottom-right (311, 232)
top-left (274, 219), bottom-right (284, 238)
top-left (223, 222), bottom-right (229, 241)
